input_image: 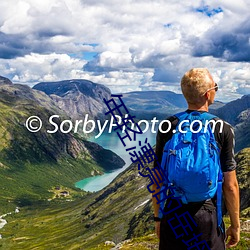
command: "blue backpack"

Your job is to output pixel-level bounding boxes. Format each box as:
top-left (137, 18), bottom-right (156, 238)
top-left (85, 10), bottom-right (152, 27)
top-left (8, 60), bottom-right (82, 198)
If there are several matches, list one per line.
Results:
top-left (159, 111), bottom-right (223, 228)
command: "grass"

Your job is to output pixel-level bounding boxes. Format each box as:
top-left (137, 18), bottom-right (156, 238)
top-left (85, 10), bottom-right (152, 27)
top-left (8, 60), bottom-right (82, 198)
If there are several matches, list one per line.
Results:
top-left (0, 198), bottom-right (89, 250)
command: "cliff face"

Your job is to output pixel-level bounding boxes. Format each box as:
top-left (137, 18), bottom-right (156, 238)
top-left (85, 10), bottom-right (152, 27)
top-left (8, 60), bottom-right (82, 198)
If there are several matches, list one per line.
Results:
top-left (33, 79), bottom-right (111, 121)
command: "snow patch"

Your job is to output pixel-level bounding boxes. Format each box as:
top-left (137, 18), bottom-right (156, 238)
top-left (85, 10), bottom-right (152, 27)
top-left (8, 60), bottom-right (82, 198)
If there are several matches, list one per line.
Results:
top-left (138, 185), bottom-right (145, 190)
top-left (134, 199), bottom-right (150, 210)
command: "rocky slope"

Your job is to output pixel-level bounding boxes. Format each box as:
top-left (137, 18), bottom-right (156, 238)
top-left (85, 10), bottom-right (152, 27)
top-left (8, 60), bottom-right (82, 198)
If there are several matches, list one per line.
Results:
top-left (0, 76), bottom-right (12, 85)
top-left (234, 108), bottom-right (250, 152)
top-left (213, 94), bottom-right (250, 126)
top-left (32, 78), bottom-right (225, 123)
top-left (33, 79), bottom-right (111, 121)
top-left (213, 94), bottom-right (250, 152)
top-left (235, 148), bottom-right (250, 215)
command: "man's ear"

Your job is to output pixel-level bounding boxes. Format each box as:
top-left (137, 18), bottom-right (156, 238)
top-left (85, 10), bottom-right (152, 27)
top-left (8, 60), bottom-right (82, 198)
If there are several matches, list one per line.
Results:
top-left (204, 92), bottom-right (209, 100)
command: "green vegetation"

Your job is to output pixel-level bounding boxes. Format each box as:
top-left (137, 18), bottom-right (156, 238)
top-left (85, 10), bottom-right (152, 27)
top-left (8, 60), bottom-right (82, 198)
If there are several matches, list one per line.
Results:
top-left (1, 207), bottom-right (249, 250)
top-left (0, 198), bottom-right (89, 250)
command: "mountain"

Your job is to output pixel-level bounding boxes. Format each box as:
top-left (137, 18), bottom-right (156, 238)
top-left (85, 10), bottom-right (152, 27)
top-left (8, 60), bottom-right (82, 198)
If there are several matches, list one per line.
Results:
top-left (209, 100), bottom-right (225, 110)
top-left (32, 78), bottom-right (249, 151)
top-left (122, 91), bottom-right (224, 120)
top-left (234, 108), bottom-right (250, 152)
top-left (33, 79), bottom-right (111, 121)
top-left (122, 91), bottom-right (185, 120)
top-left (0, 79), bottom-right (124, 212)
top-left (213, 94), bottom-right (250, 126)
top-left (212, 95), bottom-right (250, 152)
top-left (0, 75), bottom-right (12, 85)
top-left (33, 80), bottom-right (224, 122)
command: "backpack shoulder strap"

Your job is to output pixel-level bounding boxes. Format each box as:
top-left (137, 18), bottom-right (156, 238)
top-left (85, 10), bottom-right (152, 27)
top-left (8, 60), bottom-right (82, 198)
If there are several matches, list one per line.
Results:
top-left (201, 112), bottom-right (223, 230)
top-left (174, 111), bottom-right (217, 122)
top-left (201, 112), bottom-right (217, 120)
top-left (173, 111), bottom-right (189, 121)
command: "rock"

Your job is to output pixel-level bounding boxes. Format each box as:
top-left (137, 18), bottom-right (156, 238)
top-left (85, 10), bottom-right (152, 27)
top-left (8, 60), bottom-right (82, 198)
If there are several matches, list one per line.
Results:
top-left (0, 76), bottom-right (12, 85)
top-left (105, 240), bottom-right (116, 247)
top-left (33, 79), bottom-right (111, 121)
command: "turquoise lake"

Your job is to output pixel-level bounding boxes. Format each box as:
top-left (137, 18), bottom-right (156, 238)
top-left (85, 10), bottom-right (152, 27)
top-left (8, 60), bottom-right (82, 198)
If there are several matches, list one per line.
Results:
top-left (75, 129), bottom-right (157, 192)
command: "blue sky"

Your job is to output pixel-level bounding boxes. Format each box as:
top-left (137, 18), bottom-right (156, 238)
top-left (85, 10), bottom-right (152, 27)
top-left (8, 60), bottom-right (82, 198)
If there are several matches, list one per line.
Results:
top-left (0, 0), bottom-right (249, 102)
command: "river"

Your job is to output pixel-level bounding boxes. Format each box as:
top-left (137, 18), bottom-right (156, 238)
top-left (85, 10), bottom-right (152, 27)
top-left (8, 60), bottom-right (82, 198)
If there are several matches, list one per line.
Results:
top-left (75, 129), bottom-right (156, 192)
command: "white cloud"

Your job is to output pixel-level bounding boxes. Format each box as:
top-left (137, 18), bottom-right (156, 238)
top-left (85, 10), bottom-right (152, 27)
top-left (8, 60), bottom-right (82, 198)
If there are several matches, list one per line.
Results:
top-left (0, 0), bottom-right (249, 101)
top-left (0, 53), bottom-right (86, 85)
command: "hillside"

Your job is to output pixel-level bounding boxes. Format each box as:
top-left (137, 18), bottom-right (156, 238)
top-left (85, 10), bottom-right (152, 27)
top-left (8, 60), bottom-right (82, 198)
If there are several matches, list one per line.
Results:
top-left (0, 77), bottom-right (248, 249)
top-left (32, 79), bottom-right (227, 123)
top-left (0, 81), bottom-right (124, 213)
top-left (1, 148), bottom-right (249, 249)
top-left (235, 148), bottom-right (250, 215)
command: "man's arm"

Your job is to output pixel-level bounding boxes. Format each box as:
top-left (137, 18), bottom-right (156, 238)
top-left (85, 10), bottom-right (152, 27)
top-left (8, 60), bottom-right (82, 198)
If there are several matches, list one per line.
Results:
top-left (223, 170), bottom-right (240, 248)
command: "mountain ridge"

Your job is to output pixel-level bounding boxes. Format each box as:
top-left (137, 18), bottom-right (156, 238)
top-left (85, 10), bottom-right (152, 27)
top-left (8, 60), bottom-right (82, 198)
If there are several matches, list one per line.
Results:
top-left (33, 79), bottom-right (111, 121)
top-left (0, 81), bottom-right (125, 212)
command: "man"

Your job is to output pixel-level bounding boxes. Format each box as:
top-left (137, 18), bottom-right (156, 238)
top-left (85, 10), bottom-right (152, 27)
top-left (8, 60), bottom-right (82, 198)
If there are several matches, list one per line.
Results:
top-left (152, 68), bottom-right (240, 249)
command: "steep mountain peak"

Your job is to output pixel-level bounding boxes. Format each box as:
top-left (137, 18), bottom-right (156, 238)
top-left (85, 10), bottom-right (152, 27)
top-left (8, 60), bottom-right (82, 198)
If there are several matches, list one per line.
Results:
top-left (33, 79), bottom-right (111, 121)
top-left (33, 79), bottom-right (111, 100)
top-left (0, 75), bottom-right (12, 85)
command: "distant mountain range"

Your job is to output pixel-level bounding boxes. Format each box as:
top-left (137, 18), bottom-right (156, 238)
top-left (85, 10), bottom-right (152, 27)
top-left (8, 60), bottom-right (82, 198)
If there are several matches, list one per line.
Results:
top-left (122, 90), bottom-right (225, 119)
top-left (2, 75), bottom-right (250, 153)
top-left (121, 90), bottom-right (187, 119)
top-left (32, 78), bottom-right (249, 152)
top-left (33, 80), bottom-right (225, 121)
top-left (212, 95), bottom-right (250, 152)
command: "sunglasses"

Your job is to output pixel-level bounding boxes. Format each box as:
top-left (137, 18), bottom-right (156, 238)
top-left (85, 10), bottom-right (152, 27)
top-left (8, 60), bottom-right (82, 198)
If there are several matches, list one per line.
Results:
top-left (203, 83), bottom-right (218, 95)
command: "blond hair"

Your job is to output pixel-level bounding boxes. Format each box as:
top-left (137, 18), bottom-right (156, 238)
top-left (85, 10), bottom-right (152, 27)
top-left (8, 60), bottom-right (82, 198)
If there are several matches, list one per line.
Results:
top-left (181, 68), bottom-right (214, 104)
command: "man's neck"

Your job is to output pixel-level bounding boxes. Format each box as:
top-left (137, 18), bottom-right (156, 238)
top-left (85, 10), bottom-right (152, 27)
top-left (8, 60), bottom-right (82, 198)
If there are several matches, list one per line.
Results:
top-left (187, 103), bottom-right (209, 112)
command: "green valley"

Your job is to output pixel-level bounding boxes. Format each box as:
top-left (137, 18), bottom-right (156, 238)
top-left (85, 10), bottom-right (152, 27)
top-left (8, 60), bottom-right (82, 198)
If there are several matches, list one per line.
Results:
top-left (0, 82), bottom-right (124, 214)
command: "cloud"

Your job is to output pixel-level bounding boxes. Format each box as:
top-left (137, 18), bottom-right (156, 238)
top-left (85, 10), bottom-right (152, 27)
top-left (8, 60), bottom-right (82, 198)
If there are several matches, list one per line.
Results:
top-left (192, 18), bottom-right (250, 62)
top-left (0, 0), bottom-right (249, 101)
top-left (0, 53), bottom-right (87, 85)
